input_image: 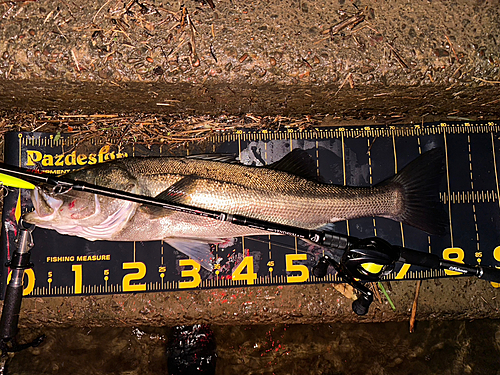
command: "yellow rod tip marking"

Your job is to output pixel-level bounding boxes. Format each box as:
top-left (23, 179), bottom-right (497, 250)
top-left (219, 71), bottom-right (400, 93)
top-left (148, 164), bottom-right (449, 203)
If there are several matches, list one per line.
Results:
top-left (0, 173), bottom-right (35, 189)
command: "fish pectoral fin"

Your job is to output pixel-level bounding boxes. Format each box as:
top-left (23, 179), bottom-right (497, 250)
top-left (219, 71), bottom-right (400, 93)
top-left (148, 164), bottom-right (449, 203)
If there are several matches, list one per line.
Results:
top-left (156, 175), bottom-right (198, 204)
top-left (267, 149), bottom-right (323, 182)
top-left (164, 239), bottom-right (214, 271)
top-left (139, 175), bottom-right (198, 217)
top-left (137, 205), bottom-right (174, 218)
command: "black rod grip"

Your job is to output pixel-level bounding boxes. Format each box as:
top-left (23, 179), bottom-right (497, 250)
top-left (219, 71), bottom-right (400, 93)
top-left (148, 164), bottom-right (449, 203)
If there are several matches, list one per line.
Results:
top-left (0, 284), bottom-right (23, 340)
top-left (478, 266), bottom-right (500, 282)
top-left (395, 246), bottom-right (441, 269)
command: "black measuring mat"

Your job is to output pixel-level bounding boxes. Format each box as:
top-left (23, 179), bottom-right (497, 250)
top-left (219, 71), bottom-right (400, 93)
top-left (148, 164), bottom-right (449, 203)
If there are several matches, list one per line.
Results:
top-left (1, 121), bottom-right (500, 298)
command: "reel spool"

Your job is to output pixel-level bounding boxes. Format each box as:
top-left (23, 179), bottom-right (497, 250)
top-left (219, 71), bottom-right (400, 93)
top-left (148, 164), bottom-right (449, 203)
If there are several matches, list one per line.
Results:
top-left (341, 238), bottom-right (399, 281)
top-left (313, 237), bottom-right (400, 315)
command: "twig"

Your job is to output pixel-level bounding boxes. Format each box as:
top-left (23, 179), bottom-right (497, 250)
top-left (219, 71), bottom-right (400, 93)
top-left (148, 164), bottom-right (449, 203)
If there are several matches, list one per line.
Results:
top-left (481, 97), bottom-right (500, 106)
top-left (327, 13), bottom-right (365, 38)
top-left (71, 49), bottom-right (80, 72)
top-left (386, 42), bottom-right (409, 71)
top-left (409, 280), bottom-right (422, 333)
top-left (367, 135), bottom-right (378, 154)
top-left (334, 72), bottom-right (352, 96)
top-left (313, 36), bottom-right (330, 45)
top-left (480, 296), bottom-right (499, 312)
top-left (444, 35), bottom-right (459, 62)
top-left (43, 9), bottom-right (55, 24)
top-left (472, 76), bottom-right (500, 84)
top-left (370, 282), bottom-right (382, 304)
top-left (93, 0), bottom-right (114, 23)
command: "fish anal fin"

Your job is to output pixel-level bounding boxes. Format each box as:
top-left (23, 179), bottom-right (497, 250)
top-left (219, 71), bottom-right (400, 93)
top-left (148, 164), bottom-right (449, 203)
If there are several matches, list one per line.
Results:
top-left (267, 149), bottom-right (321, 182)
top-left (164, 239), bottom-right (214, 271)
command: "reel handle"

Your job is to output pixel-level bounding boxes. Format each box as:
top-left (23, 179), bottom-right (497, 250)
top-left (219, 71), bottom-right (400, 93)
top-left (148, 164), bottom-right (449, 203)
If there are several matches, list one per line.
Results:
top-left (352, 294), bottom-right (373, 316)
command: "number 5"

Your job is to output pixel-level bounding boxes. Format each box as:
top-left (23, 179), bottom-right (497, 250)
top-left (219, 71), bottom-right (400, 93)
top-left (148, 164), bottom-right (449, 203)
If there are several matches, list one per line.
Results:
top-left (286, 254), bottom-right (309, 283)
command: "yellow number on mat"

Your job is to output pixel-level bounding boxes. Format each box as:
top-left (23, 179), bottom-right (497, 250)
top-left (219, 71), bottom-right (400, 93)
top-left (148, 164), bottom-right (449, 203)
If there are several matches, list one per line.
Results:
top-left (7, 269), bottom-right (35, 296)
top-left (285, 254), bottom-right (309, 283)
top-left (491, 246), bottom-right (500, 288)
top-left (443, 248), bottom-right (465, 276)
top-left (122, 262), bottom-right (147, 291)
top-left (232, 256), bottom-right (257, 285)
top-left (395, 263), bottom-right (411, 279)
top-left (179, 259), bottom-right (201, 289)
top-left (72, 264), bottom-right (82, 294)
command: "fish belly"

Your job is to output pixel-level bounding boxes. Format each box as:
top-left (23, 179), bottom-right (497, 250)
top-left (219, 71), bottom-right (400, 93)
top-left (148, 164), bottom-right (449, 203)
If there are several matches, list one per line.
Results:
top-left (110, 210), bottom-right (271, 242)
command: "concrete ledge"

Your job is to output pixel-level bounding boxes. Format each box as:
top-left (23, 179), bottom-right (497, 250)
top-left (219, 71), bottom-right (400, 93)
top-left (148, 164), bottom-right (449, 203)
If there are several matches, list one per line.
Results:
top-left (13, 278), bottom-right (500, 328)
top-left (1, 81), bottom-right (500, 122)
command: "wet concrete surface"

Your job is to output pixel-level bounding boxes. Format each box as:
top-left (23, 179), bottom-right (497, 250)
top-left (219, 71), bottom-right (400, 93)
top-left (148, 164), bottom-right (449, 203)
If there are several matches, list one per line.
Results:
top-left (0, 0), bottom-right (500, 328)
top-left (14, 278), bottom-right (500, 328)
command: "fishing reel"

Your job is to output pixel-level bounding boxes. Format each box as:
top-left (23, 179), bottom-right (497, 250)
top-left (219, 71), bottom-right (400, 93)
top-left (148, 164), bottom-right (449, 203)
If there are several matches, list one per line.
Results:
top-left (313, 237), bottom-right (399, 315)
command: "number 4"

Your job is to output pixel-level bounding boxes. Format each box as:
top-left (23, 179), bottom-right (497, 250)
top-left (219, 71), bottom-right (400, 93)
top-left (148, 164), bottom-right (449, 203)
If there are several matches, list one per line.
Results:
top-left (232, 256), bottom-right (257, 285)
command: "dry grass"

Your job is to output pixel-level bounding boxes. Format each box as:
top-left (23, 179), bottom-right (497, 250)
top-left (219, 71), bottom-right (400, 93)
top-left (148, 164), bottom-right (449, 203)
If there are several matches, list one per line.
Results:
top-left (0, 111), bottom-right (322, 155)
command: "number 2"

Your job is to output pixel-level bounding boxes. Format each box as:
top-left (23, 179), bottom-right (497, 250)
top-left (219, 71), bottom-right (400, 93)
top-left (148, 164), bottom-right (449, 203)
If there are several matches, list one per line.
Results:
top-left (122, 262), bottom-right (146, 291)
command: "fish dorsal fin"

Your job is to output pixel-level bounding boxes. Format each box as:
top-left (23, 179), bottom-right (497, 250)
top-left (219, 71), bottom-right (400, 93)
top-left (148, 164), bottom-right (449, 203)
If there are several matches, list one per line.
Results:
top-left (186, 154), bottom-right (239, 164)
top-left (139, 175), bottom-right (197, 217)
top-left (267, 149), bottom-right (321, 181)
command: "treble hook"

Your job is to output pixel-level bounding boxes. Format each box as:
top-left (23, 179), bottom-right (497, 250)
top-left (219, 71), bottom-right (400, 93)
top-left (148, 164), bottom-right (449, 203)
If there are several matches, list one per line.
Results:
top-left (0, 185), bottom-right (8, 198)
top-left (52, 182), bottom-right (73, 195)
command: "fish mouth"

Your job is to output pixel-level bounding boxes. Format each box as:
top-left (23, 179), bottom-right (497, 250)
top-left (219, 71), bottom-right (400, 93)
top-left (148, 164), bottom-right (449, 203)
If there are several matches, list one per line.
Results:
top-left (25, 187), bottom-right (64, 223)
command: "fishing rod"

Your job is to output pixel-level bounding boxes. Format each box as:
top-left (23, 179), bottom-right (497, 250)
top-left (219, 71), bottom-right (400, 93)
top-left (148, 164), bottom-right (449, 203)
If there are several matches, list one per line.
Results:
top-left (0, 219), bottom-right (45, 372)
top-left (1, 163), bottom-right (500, 316)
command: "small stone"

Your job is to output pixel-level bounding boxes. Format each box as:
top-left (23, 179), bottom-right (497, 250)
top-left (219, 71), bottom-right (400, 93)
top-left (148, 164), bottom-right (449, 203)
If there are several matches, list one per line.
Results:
top-left (433, 48), bottom-right (449, 57)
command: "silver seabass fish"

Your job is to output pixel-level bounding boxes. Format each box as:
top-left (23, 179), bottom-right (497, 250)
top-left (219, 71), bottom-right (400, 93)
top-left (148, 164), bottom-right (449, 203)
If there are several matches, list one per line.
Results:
top-left (24, 149), bottom-right (447, 270)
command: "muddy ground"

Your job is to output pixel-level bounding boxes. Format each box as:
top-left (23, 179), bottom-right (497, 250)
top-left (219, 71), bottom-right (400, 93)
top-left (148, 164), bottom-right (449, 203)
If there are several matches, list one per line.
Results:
top-left (0, 0), bottom-right (500, 328)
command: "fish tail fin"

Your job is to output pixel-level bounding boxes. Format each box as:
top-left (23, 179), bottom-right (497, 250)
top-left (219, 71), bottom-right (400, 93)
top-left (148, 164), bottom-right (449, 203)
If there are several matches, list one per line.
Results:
top-left (385, 148), bottom-right (448, 235)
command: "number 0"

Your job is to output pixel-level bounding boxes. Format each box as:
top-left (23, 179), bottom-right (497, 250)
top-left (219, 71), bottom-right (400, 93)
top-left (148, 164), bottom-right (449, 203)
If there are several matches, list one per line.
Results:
top-left (7, 269), bottom-right (35, 296)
